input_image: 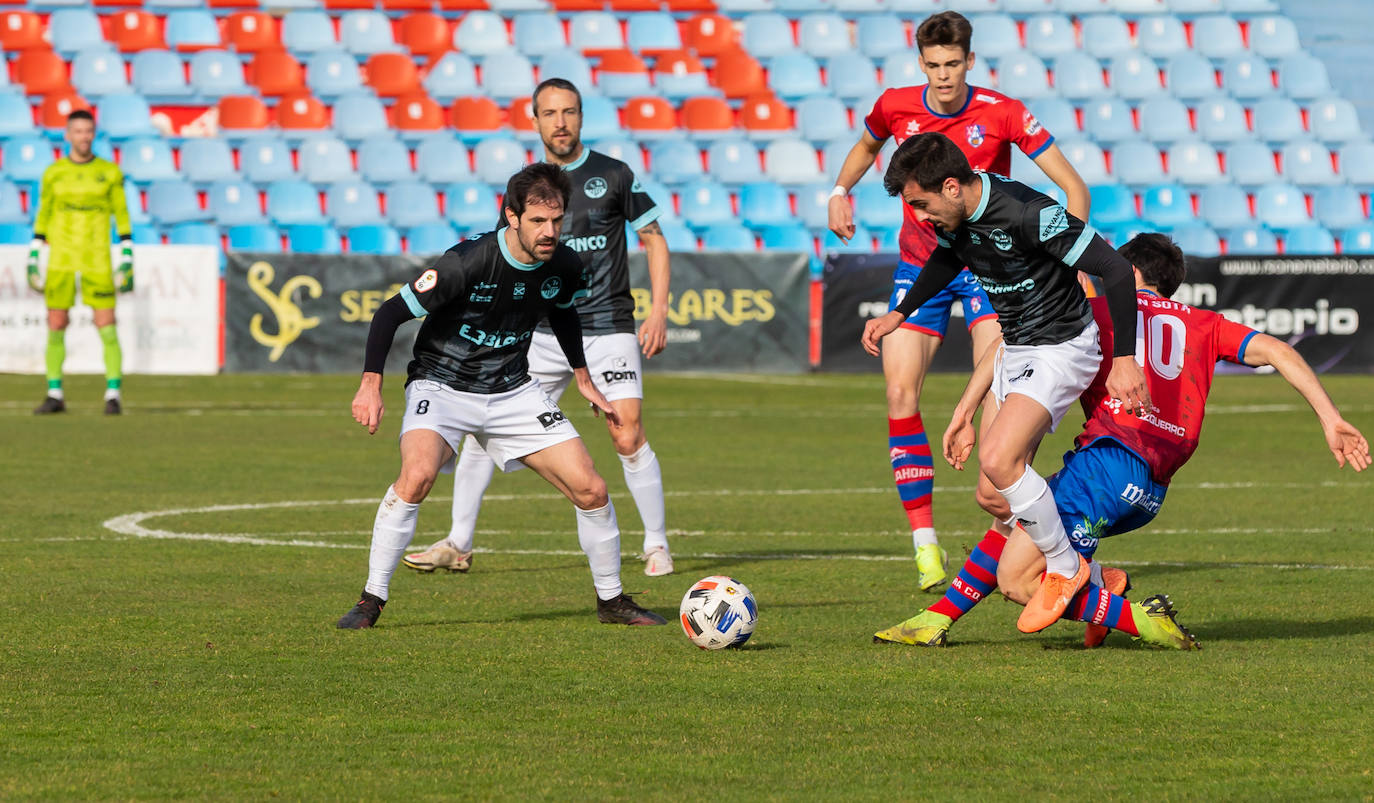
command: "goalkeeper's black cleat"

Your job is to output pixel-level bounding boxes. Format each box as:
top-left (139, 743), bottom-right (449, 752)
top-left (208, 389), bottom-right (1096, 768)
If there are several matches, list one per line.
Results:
top-left (596, 593), bottom-right (667, 626)
top-left (33, 396), bottom-right (66, 415)
top-left (336, 590), bottom-right (385, 629)
top-left (104, 398), bottom-right (122, 416)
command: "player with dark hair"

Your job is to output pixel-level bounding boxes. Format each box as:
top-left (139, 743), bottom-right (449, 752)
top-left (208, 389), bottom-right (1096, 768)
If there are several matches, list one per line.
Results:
top-left (862, 132), bottom-right (1150, 635)
top-left (403, 77), bottom-right (677, 579)
top-left (828, 10), bottom-right (1090, 590)
top-left (336, 162), bottom-right (667, 630)
top-left (28, 109), bottom-right (134, 415)
top-left (875, 233), bottom-right (1369, 648)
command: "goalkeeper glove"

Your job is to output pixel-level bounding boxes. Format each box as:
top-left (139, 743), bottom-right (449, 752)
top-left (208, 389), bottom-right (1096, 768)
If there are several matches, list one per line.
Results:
top-left (26, 238), bottom-right (43, 293)
top-left (116, 238), bottom-right (134, 293)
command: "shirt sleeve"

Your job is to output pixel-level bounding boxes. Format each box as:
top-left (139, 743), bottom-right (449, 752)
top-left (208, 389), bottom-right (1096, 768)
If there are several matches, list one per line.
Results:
top-left (397, 249), bottom-right (467, 317)
top-left (1006, 98), bottom-right (1054, 159)
top-left (619, 164), bottom-right (662, 233)
top-left (553, 249), bottom-right (590, 309)
top-left (108, 165), bottom-right (132, 239)
top-left (1017, 194), bottom-right (1096, 269)
top-left (1211, 310), bottom-right (1260, 364)
top-left (862, 90), bottom-right (892, 141)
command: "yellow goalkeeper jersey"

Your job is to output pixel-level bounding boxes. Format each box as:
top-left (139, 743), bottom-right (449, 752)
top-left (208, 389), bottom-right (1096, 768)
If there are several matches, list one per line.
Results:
top-left (33, 156), bottom-right (132, 273)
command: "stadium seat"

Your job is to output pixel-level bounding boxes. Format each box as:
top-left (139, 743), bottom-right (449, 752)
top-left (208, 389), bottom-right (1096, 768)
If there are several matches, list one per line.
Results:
top-left (855, 15), bottom-right (907, 59)
top-left (1137, 96), bottom-right (1192, 145)
top-left (1053, 53), bottom-right (1107, 101)
top-left (0, 223), bottom-right (33, 245)
top-left (570, 12), bottom-right (623, 52)
top-left (1164, 53), bottom-right (1219, 101)
top-left (823, 225), bottom-right (873, 253)
top-left (1109, 53), bottom-right (1164, 101)
top-left (453, 12), bottom-right (510, 57)
top-left (42, 94), bottom-right (98, 134)
top-left (444, 181), bottom-right (499, 232)
top-left (1340, 224), bottom-right (1374, 254)
top-left (1195, 96), bottom-right (1249, 145)
top-left (682, 13), bottom-right (737, 59)
top-left (1282, 224), bottom-right (1336, 254)
top-left (398, 13), bottom-right (450, 62)
top-left (164, 10), bottom-right (222, 52)
top-left (190, 50), bottom-right (250, 98)
top-left (794, 182), bottom-right (832, 231)
top-left (358, 136), bottom-right (414, 184)
top-left (1140, 183), bottom-right (1193, 228)
top-left (653, 51), bottom-right (714, 102)
top-left (1251, 97), bottom-right (1306, 145)
top-left (1167, 138), bottom-right (1224, 185)
top-left (131, 51), bottom-right (193, 102)
top-left (760, 222), bottom-right (814, 252)
top-left (797, 13), bottom-right (849, 59)
top-left (97, 94), bottom-right (157, 141)
top-left (0, 92), bottom-right (36, 138)
top-left (826, 52), bottom-right (879, 103)
top-left (14, 50), bottom-right (69, 97)
top-left (1309, 98), bottom-right (1363, 145)
top-left (306, 50), bottom-right (364, 100)
top-left (146, 179), bottom-right (205, 224)
top-left (1222, 54), bottom-right (1277, 101)
top-left (292, 135), bottom-right (349, 185)
top-left (512, 13), bottom-right (564, 56)
top-left (1223, 139), bottom-right (1280, 187)
top-left (424, 52), bottom-right (478, 104)
top-left (705, 139), bottom-right (759, 184)
top-left (679, 180), bottom-right (735, 230)
top-left (451, 96), bottom-right (505, 144)
top-left (1277, 55), bottom-right (1331, 102)
top-left (224, 11), bottom-right (279, 54)
top-left (406, 221), bottom-right (458, 254)
top-left (72, 49), bottom-right (131, 97)
top-left (1192, 15), bottom-right (1244, 62)
top-left (740, 94), bottom-right (794, 140)
top-left (764, 138), bottom-right (822, 185)
top-left (969, 14), bottom-right (1020, 60)
top-left (414, 135), bottom-right (473, 184)
top-left (0, 12), bottom-right (45, 52)
top-left (1139, 15), bottom-right (1188, 59)
top-left (227, 223), bottom-right (281, 251)
top-left (1250, 15), bottom-right (1300, 61)
top-left (742, 14), bottom-right (793, 60)
top-left (1082, 97), bottom-right (1136, 145)
top-left (276, 91), bottom-right (331, 134)
top-left (881, 52), bottom-right (922, 89)
top-left (326, 180), bottom-right (382, 227)
top-left (366, 53), bottom-right (421, 98)
top-left (596, 50), bottom-right (653, 100)
top-left (282, 11), bottom-right (337, 54)
top-left (1058, 138), bottom-right (1112, 185)
top-left (385, 180), bottom-right (442, 229)
top-left (267, 180), bottom-right (326, 225)
top-left (628, 12), bottom-right (682, 54)
top-left (331, 92), bottom-right (388, 143)
top-left (1338, 140), bottom-right (1374, 186)
top-left (1311, 185), bottom-right (1365, 231)
top-left (3, 136), bottom-right (55, 183)
top-left (111, 11), bottom-right (167, 53)
top-left (738, 181), bottom-right (791, 229)
top-left (0, 180), bottom-right (27, 222)
top-left (129, 223), bottom-right (162, 246)
top-left (482, 51), bottom-right (536, 103)
top-left (580, 95), bottom-right (619, 143)
top-left (590, 137), bottom-right (645, 176)
top-left (624, 96), bottom-right (677, 137)
top-left (851, 182), bottom-right (901, 234)
top-left (764, 52), bottom-right (822, 102)
top-left (473, 138), bottom-right (529, 185)
top-left (50, 9), bottom-right (104, 56)
top-left (250, 50), bottom-right (307, 97)
top-left (714, 50), bottom-right (768, 101)
top-left (121, 137), bottom-right (179, 183)
top-left (1025, 14), bottom-right (1076, 60)
top-left (538, 49), bottom-right (595, 97)
top-left (1197, 182), bottom-right (1252, 230)
top-left (797, 96), bottom-right (852, 145)
top-left (996, 52), bottom-right (1051, 99)
top-left (168, 222), bottom-right (221, 247)
top-left (701, 223), bottom-right (756, 250)
top-left (1170, 222), bottom-right (1222, 257)
top-left (390, 92), bottom-right (446, 139)
top-left (1026, 97), bottom-right (1078, 140)
top-left (1254, 181), bottom-right (1310, 230)
top-left (1080, 14), bottom-right (1132, 62)
top-left (218, 95), bottom-right (272, 137)
top-left (648, 139), bottom-right (704, 186)
top-left (1089, 183), bottom-right (1138, 227)
top-left (1281, 139), bottom-right (1338, 186)
top-left (341, 11), bottom-right (400, 57)
top-left (207, 179), bottom-right (265, 225)
top-left (347, 223), bottom-right (401, 254)
top-left (652, 219), bottom-right (693, 251)
top-left (287, 223), bottom-right (342, 254)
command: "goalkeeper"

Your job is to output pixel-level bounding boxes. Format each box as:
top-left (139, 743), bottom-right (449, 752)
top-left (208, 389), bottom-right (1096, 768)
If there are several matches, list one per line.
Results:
top-left (28, 109), bottom-right (134, 415)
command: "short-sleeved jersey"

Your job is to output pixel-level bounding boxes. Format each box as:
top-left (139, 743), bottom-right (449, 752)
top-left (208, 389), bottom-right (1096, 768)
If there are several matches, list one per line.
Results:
top-left (924, 173), bottom-right (1095, 346)
top-left (397, 228), bottom-right (589, 394)
top-left (1076, 291), bottom-right (1260, 484)
top-left (33, 156), bottom-right (131, 273)
top-left (864, 85), bottom-right (1054, 266)
top-left (536, 148), bottom-right (662, 336)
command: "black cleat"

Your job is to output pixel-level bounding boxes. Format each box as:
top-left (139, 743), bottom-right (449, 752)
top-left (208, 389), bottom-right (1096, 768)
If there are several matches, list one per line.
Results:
top-left (33, 396), bottom-right (66, 415)
top-left (596, 593), bottom-right (667, 626)
top-left (104, 398), bottom-right (122, 416)
top-left (336, 590), bottom-right (385, 629)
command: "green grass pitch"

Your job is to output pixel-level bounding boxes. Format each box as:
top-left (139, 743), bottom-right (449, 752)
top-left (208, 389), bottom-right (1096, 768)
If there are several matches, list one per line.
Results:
top-left (3, 371), bottom-right (1372, 799)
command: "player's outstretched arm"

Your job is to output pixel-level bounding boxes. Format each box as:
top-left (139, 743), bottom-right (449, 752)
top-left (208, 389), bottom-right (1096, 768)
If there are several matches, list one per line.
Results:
top-left (352, 372), bottom-right (385, 434)
top-left (636, 219), bottom-right (670, 358)
top-left (943, 337), bottom-right (1002, 470)
top-left (827, 130), bottom-right (884, 243)
top-left (1243, 334), bottom-right (1371, 471)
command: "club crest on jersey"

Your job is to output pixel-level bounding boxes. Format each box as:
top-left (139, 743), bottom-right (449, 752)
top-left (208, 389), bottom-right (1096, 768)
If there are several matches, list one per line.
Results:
top-left (584, 177), bottom-right (608, 199)
top-left (990, 229), bottom-right (1013, 250)
top-left (513, 282), bottom-right (525, 299)
top-left (1023, 110), bottom-right (1043, 136)
top-left (540, 276), bottom-right (562, 299)
top-left (1039, 206), bottom-right (1069, 241)
top-left (905, 120), bottom-right (920, 137)
top-left (414, 269), bottom-right (438, 293)
top-left (965, 124), bottom-right (985, 147)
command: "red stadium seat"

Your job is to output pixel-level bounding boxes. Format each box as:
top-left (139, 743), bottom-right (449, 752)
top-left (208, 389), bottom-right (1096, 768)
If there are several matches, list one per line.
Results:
top-left (217, 94), bottom-right (270, 131)
top-left (16, 49), bottom-right (71, 97)
top-left (653, 49), bottom-right (707, 80)
top-left (40, 91), bottom-right (90, 128)
top-left (551, 0), bottom-right (604, 10)
top-left (365, 52), bottom-right (422, 98)
top-left (450, 95), bottom-right (504, 133)
top-left (666, 0), bottom-right (716, 11)
top-left (624, 95), bottom-right (676, 133)
top-left (249, 49), bottom-right (305, 97)
top-left (681, 95), bottom-right (735, 134)
top-left (275, 91), bottom-right (330, 131)
top-left (224, 11), bottom-right (281, 54)
top-left (683, 13), bottom-right (737, 58)
top-left (712, 49), bottom-right (766, 99)
top-left (398, 12), bottom-right (451, 61)
top-left (0, 11), bottom-right (44, 51)
top-left (437, 0), bottom-right (491, 11)
top-left (381, 0), bottom-right (436, 10)
top-left (596, 48), bottom-right (648, 76)
top-left (109, 11), bottom-right (167, 53)
top-left (508, 96), bottom-right (535, 138)
top-left (391, 91), bottom-right (446, 134)
top-left (207, 0), bottom-right (260, 8)
top-left (324, 0), bottom-right (380, 8)
top-left (609, 0), bottom-right (662, 10)
top-left (739, 92), bottom-right (792, 135)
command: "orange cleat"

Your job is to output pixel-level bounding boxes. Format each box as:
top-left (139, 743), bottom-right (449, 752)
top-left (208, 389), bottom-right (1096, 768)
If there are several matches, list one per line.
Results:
top-left (1017, 554), bottom-right (1090, 634)
top-left (1084, 566), bottom-right (1132, 648)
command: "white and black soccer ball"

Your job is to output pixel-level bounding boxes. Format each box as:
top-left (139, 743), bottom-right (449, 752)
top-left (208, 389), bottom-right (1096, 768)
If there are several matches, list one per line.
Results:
top-left (679, 575), bottom-right (757, 650)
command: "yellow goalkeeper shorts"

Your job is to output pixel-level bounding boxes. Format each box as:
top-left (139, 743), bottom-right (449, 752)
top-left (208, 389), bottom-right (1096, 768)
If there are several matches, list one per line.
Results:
top-left (44, 268), bottom-right (116, 311)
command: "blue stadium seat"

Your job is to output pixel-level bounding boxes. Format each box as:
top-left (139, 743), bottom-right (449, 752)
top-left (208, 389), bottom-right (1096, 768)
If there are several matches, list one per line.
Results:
top-left (444, 182), bottom-right (499, 233)
top-left (473, 138), bottom-right (530, 185)
top-left (628, 13), bottom-right (682, 53)
top-left (132, 51), bottom-right (193, 103)
top-left (307, 50), bottom-right (364, 100)
top-left (1170, 223), bottom-right (1222, 257)
top-left (1277, 54), bottom-right (1330, 101)
top-left (454, 12), bottom-right (511, 56)
top-left (0, 223), bottom-right (34, 244)
top-left (190, 51), bottom-right (248, 99)
top-left (649, 139), bottom-right (705, 186)
top-left (423, 53), bottom-right (478, 105)
top-left (1222, 54), bottom-right (1277, 101)
top-left (483, 52), bottom-right (536, 103)
top-left (1110, 53), bottom-right (1164, 101)
top-left (97, 94), bottom-right (157, 141)
top-left (827, 53), bottom-right (879, 102)
top-left (798, 13), bottom-right (849, 59)
top-left (1166, 138), bottom-right (1224, 185)
top-left (680, 181), bottom-right (734, 230)
top-left (415, 135), bottom-right (473, 184)
top-left (996, 52), bottom-right (1051, 99)
top-left (1251, 97), bottom-right (1306, 145)
top-left (739, 182), bottom-right (792, 229)
top-left (970, 14), bottom-right (1020, 60)
top-left (357, 137), bottom-right (414, 185)
top-left (1309, 98), bottom-right (1364, 145)
top-left (287, 223), bottom-right (342, 254)
top-left (1312, 185), bottom-right (1365, 231)
top-left (333, 93), bottom-right (389, 143)
top-left (707, 139), bottom-right (762, 185)
top-left (340, 11), bottom-right (399, 57)
top-left (570, 12), bottom-right (623, 51)
top-left (123, 180), bottom-right (150, 224)
top-left (881, 52), bottom-right (922, 89)
top-left (1083, 97), bottom-right (1136, 145)
top-left (1113, 139), bottom-right (1173, 187)
top-left (760, 222), bottom-right (814, 252)
top-left (50, 9), bottom-right (104, 56)
top-left (227, 223), bottom-right (281, 252)
top-left (1340, 224), bottom-right (1374, 254)
top-left (0, 180), bottom-right (26, 222)
top-left (267, 180), bottom-right (326, 225)
top-left (764, 138), bottom-right (823, 185)
top-left (1081, 15), bottom-right (1132, 62)
top-left (743, 14), bottom-right (793, 60)
top-left (1025, 14), bottom-right (1076, 60)
top-left (129, 223), bottom-right (162, 245)
top-left (874, 225), bottom-right (900, 253)
top-left (1283, 224), bottom-right (1336, 254)
top-left (1223, 139), bottom-right (1279, 187)
top-left (121, 138), bottom-right (178, 184)
top-left (1139, 15), bottom-right (1188, 59)
top-left (657, 220), bottom-right (697, 251)
top-left (1195, 96), bottom-right (1249, 144)
top-left (298, 136), bottom-right (355, 185)
top-left (1138, 96), bottom-right (1193, 145)
top-left (207, 180), bottom-right (266, 226)
top-left (823, 225), bottom-right (872, 253)
top-left (1197, 183), bottom-right (1251, 230)
top-left (513, 13), bottom-right (565, 56)
top-left (598, 68), bottom-right (653, 102)
top-left (768, 53), bottom-right (824, 101)
top-left (775, 0), bottom-right (829, 12)
top-left (0, 92), bottom-right (34, 138)
top-left (797, 96), bottom-right (852, 145)
top-left (1250, 15), bottom-right (1300, 61)
top-left (406, 222), bottom-right (458, 254)
top-left (538, 49), bottom-right (594, 96)
top-left (701, 223), bottom-right (756, 250)
top-left (796, 183), bottom-right (833, 231)
top-left (1193, 15), bottom-right (1244, 61)
top-left (1281, 139), bottom-right (1338, 186)
top-left (851, 182), bottom-right (902, 234)
top-left (856, 15), bottom-right (908, 59)
top-left (1338, 140), bottom-right (1374, 186)
top-left (1058, 138), bottom-right (1111, 185)
top-left (1026, 97), bottom-right (1078, 140)
top-left (347, 223), bottom-right (402, 254)
top-left (165, 10), bottom-right (222, 52)
top-left (147, 180), bottom-right (205, 225)
top-left (578, 95), bottom-right (619, 146)
top-left (590, 138), bottom-right (646, 176)
top-left (1254, 182), bottom-right (1311, 230)
top-left (168, 222), bottom-right (220, 247)
top-left (282, 11), bottom-right (337, 54)
top-left (1089, 183), bottom-right (1138, 227)
top-left (1165, 53), bottom-right (1218, 101)
top-left (386, 181), bottom-right (442, 229)
top-left (326, 180), bottom-right (382, 228)
top-left (1141, 183), bottom-right (1194, 228)
top-left (72, 49), bottom-right (130, 97)
top-left (240, 136), bottom-right (296, 185)
top-left (1054, 53), bottom-right (1107, 101)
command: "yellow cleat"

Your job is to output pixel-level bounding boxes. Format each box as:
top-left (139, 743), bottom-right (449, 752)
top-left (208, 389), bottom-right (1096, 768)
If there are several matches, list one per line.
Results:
top-left (1130, 594), bottom-right (1201, 651)
top-left (915, 544), bottom-right (949, 592)
top-left (873, 609), bottom-right (953, 646)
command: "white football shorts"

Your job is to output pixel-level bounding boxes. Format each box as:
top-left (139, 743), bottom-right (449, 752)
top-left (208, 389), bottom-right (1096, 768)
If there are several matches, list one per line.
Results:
top-left (400, 378), bottom-right (580, 473)
top-left (991, 319), bottom-right (1102, 432)
top-left (527, 330), bottom-right (643, 403)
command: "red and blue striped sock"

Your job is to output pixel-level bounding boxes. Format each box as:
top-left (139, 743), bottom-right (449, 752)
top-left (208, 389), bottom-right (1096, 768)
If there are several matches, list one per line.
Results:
top-left (1066, 583), bottom-right (1139, 636)
top-left (929, 528), bottom-right (1006, 622)
top-left (889, 415), bottom-right (934, 531)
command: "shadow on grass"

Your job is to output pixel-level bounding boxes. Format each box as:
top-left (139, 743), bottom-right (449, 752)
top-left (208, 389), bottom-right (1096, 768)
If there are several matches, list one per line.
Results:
top-left (1195, 615), bottom-right (1374, 642)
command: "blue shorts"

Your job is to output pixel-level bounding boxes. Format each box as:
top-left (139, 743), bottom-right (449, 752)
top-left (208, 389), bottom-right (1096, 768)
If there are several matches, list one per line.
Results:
top-left (887, 260), bottom-right (998, 338)
top-left (1046, 440), bottom-right (1168, 560)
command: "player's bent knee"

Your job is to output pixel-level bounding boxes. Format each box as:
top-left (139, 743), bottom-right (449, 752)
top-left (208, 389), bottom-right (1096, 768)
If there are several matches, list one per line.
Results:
top-left (610, 425), bottom-right (645, 455)
top-left (569, 475), bottom-right (609, 509)
top-left (394, 469), bottom-right (438, 503)
top-left (884, 383), bottom-right (920, 417)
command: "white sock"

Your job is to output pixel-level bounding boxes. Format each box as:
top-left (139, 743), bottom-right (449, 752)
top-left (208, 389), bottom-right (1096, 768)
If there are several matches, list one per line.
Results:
top-left (912, 527), bottom-right (937, 550)
top-left (619, 442), bottom-right (668, 553)
top-left (48, 388), bottom-right (65, 400)
top-left (364, 485), bottom-right (421, 601)
top-left (448, 439), bottom-right (496, 553)
top-left (104, 388), bottom-right (121, 402)
top-left (997, 466), bottom-right (1080, 577)
top-left (576, 501), bottom-right (623, 601)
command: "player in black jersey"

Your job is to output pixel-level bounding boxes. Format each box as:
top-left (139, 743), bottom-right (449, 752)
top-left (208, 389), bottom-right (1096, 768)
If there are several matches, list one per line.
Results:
top-left (862, 132), bottom-right (1152, 634)
top-left (405, 78), bottom-right (678, 580)
top-left (336, 163), bottom-right (667, 630)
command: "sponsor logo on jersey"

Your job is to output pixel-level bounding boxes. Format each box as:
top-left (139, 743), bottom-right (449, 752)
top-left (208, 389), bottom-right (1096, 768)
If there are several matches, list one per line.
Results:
top-left (584, 176), bottom-right (608, 199)
top-left (990, 228), bottom-right (1013, 250)
top-left (1039, 206), bottom-right (1069, 241)
top-left (540, 276), bottom-right (562, 299)
top-left (565, 234), bottom-right (608, 252)
top-left (414, 269), bottom-right (438, 293)
top-left (458, 323), bottom-right (532, 349)
top-left (1023, 110), bottom-right (1042, 136)
top-left (513, 282), bottom-right (525, 299)
top-left (469, 280), bottom-right (497, 303)
top-left (537, 409), bottom-right (567, 429)
top-left (975, 93), bottom-right (1002, 105)
top-left (246, 261), bottom-right (322, 362)
top-left (966, 124), bottom-right (986, 147)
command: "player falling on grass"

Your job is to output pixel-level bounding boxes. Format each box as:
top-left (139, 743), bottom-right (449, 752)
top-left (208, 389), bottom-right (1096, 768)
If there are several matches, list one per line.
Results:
top-left (28, 109), bottom-right (134, 416)
top-left (403, 78), bottom-right (676, 579)
top-left (876, 233), bottom-right (1370, 649)
top-left (862, 132), bottom-right (1150, 636)
top-left (337, 163), bottom-right (667, 630)
top-left (828, 11), bottom-right (1090, 591)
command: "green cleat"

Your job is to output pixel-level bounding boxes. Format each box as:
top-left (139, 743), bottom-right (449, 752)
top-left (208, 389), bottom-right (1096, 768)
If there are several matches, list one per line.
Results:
top-left (915, 543), bottom-right (949, 592)
top-left (1130, 594), bottom-right (1201, 651)
top-left (873, 609), bottom-right (953, 646)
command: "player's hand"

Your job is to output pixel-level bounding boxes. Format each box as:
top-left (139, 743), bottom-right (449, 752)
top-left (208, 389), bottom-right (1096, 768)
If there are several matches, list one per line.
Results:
top-left (943, 415), bottom-right (977, 471)
top-left (352, 372), bottom-right (384, 434)
top-left (638, 310), bottom-right (667, 358)
top-left (827, 194), bottom-right (855, 243)
top-left (26, 240), bottom-right (43, 293)
top-left (115, 239), bottom-right (134, 293)
top-left (1323, 417), bottom-right (1370, 472)
top-left (575, 370), bottom-right (621, 428)
top-left (1106, 356), bottom-right (1152, 416)
top-left (861, 311), bottom-right (903, 357)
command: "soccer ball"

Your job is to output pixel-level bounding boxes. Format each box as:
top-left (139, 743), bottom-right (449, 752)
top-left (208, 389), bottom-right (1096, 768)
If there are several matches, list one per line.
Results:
top-left (679, 575), bottom-right (757, 650)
